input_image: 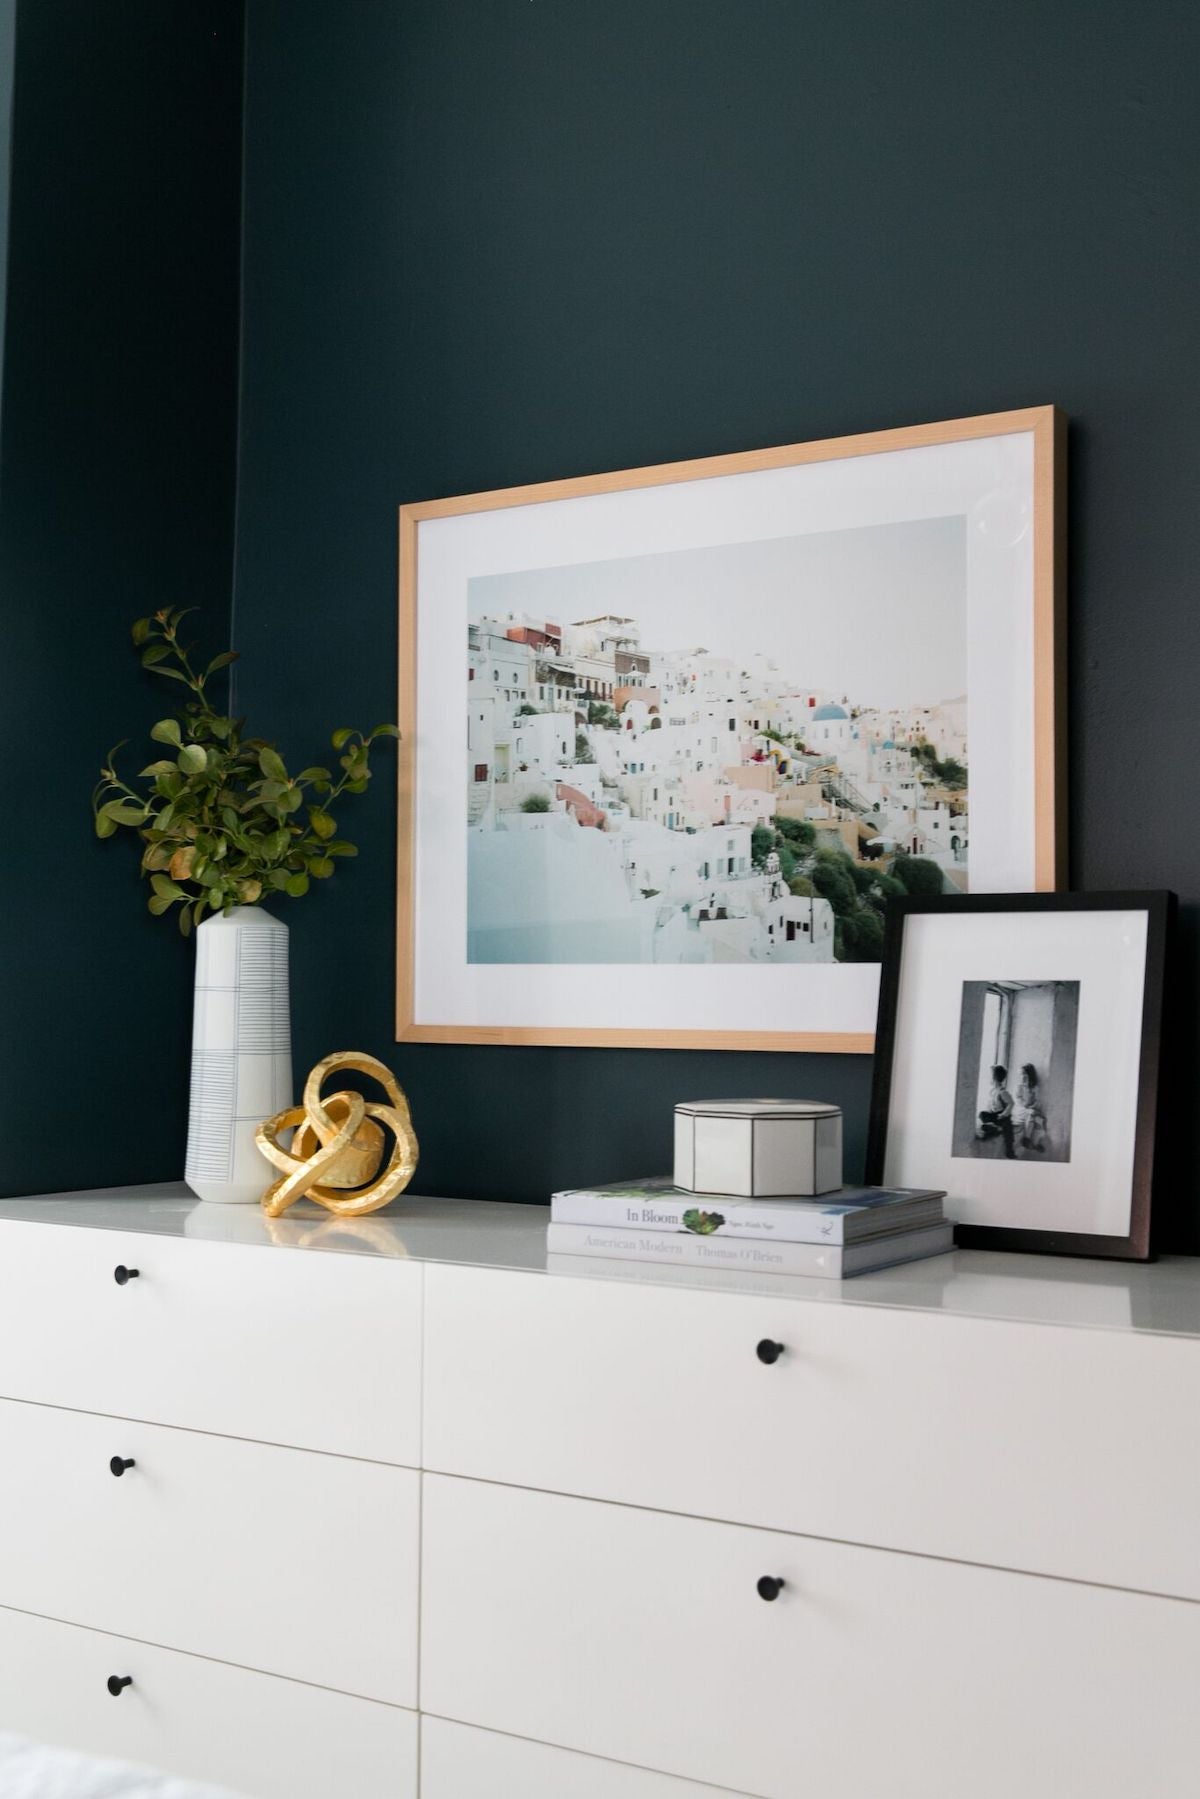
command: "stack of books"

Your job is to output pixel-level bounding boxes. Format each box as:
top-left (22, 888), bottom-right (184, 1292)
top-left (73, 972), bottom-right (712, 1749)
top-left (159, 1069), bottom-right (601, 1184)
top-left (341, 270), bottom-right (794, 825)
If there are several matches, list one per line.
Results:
top-left (548, 1175), bottom-right (953, 1278)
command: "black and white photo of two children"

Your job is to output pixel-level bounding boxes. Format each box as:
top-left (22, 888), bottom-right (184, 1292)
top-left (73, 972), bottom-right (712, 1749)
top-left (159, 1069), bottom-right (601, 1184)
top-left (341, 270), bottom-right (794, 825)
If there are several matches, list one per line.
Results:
top-left (951, 979), bottom-right (1080, 1165)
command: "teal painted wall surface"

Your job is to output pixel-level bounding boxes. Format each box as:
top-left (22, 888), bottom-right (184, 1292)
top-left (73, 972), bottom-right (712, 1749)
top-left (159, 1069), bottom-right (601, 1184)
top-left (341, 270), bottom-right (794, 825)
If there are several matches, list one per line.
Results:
top-left (0, 0), bottom-right (244, 1192)
top-left (4, 2), bottom-right (1197, 1229)
top-left (232, 0), bottom-right (1200, 1222)
top-left (0, 0), bottom-right (15, 408)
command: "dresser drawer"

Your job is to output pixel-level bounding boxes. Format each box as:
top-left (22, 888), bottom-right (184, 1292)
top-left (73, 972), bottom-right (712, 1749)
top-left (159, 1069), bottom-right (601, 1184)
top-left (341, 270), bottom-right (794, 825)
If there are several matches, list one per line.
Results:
top-left (0, 1603), bottom-right (416, 1799)
top-left (423, 1263), bottom-right (1200, 1598)
top-left (0, 1398), bottom-right (418, 1704)
top-left (420, 1716), bottom-right (755, 1798)
top-left (0, 1218), bottom-right (420, 1463)
top-left (422, 1473), bottom-right (1200, 1799)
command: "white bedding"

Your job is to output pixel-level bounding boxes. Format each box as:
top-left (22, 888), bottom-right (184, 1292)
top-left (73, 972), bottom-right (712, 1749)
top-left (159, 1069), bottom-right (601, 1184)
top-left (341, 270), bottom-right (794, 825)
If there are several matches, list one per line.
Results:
top-left (0, 1735), bottom-right (244, 1799)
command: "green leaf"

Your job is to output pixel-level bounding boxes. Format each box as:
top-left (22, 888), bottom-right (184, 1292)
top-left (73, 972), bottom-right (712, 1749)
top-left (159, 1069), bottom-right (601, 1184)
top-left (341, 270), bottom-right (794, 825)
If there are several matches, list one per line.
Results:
top-left (283, 786), bottom-right (304, 813)
top-left (150, 718), bottom-right (182, 747)
top-left (178, 907), bottom-right (193, 937)
top-left (259, 746), bottom-right (288, 783)
top-left (148, 894), bottom-right (173, 916)
top-left (331, 728), bottom-right (354, 750)
top-left (266, 868), bottom-right (292, 890)
top-left (307, 807), bottom-right (336, 840)
top-left (209, 716), bottom-right (233, 740)
top-left (297, 766), bottom-right (331, 784)
top-left (140, 643), bottom-right (170, 666)
top-left (139, 760), bottom-right (178, 778)
top-left (205, 651), bottom-right (239, 677)
top-left (369, 723), bottom-right (401, 741)
top-left (101, 800), bottom-right (149, 825)
top-left (131, 617), bottom-right (153, 645)
top-left (95, 812), bottom-right (118, 838)
top-left (152, 666), bottom-right (191, 684)
top-left (177, 744), bottom-right (207, 775)
top-left (307, 856), bottom-right (335, 878)
top-left (284, 872), bottom-right (310, 898)
top-left (325, 840), bottom-right (358, 857)
top-left (151, 874), bottom-right (186, 901)
top-left (344, 778), bottom-right (368, 794)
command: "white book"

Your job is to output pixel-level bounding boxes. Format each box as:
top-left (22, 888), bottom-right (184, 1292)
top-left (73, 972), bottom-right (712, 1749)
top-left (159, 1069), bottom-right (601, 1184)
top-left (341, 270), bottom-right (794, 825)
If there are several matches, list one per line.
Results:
top-left (545, 1220), bottom-right (956, 1280)
top-left (551, 1176), bottom-right (944, 1245)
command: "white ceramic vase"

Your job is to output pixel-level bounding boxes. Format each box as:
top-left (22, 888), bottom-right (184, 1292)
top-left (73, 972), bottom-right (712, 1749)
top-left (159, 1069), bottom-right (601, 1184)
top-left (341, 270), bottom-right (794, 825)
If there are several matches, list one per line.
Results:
top-left (184, 906), bottom-right (294, 1205)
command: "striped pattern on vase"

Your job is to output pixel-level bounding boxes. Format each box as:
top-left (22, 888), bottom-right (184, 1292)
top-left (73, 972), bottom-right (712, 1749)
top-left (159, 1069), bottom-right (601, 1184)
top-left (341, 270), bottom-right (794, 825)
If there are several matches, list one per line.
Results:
top-left (185, 906), bottom-right (294, 1205)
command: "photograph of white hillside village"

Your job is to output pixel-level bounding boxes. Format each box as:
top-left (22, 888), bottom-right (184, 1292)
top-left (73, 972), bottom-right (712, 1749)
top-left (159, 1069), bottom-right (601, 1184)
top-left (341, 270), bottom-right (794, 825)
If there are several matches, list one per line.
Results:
top-left (466, 520), bottom-right (968, 966)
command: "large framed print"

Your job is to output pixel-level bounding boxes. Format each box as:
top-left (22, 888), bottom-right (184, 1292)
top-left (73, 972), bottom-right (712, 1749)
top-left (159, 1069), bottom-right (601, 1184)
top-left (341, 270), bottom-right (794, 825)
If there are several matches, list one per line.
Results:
top-left (397, 408), bottom-right (1065, 1050)
top-left (865, 893), bottom-right (1173, 1260)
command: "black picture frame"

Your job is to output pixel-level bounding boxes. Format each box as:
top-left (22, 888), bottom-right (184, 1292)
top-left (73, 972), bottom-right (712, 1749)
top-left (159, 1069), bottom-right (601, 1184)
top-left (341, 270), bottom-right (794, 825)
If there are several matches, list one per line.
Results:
top-left (865, 891), bottom-right (1175, 1261)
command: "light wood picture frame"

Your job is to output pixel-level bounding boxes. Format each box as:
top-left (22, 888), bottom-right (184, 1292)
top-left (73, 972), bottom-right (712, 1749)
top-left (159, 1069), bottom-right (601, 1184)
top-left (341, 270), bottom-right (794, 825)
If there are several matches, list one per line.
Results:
top-left (397, 407), bottom-right (1065, 1051)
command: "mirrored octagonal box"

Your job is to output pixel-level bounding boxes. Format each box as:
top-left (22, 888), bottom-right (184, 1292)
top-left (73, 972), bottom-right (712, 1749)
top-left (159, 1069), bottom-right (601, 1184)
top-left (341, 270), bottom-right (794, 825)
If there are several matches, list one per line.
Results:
top-left (673, 1099), bottom-right (843, 1198)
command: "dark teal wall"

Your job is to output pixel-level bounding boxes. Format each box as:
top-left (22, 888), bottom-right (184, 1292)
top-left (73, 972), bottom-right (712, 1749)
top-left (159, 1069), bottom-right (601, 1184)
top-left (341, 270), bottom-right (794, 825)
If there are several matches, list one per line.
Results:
top-left (233, 0), bottom-right (1200, 1226)
top-left (0, 0), bottom-right (244, 1193)
top-left (0, 0), bottom-right (14, 399)
top-left (7, 3), bottom-right (1195, 1227)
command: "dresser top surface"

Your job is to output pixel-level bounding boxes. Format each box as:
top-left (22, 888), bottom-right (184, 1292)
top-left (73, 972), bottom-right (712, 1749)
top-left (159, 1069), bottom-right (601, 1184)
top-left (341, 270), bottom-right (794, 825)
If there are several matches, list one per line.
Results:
top-left (1, 1183), bottom-right (1198, 1339)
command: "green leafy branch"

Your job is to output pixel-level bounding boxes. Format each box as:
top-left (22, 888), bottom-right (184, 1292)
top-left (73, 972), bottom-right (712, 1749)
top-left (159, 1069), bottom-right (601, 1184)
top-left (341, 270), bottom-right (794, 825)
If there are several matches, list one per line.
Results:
top-left (92, 608), bottom-right (398, 935)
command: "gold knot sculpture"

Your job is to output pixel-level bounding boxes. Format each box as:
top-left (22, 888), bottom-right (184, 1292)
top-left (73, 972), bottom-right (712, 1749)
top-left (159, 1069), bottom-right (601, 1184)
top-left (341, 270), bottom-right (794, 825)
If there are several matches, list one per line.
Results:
top-left (256, 1051), bottom-right (419, 1218)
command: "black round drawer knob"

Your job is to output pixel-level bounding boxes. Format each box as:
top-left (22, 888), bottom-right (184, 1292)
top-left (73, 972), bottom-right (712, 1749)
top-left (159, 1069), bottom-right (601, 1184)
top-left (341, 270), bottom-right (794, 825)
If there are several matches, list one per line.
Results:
top-left (106, 1675), bottom-right (132, 1697)
top-left (756, 1339), bottom-right (785, 1365)
top-left (113, 1266), bottom-right (139, 1286)
top-left (757, 1576), bottom-right (785, 1602)
top-left (109, 1456), bottom-right (135, 1478)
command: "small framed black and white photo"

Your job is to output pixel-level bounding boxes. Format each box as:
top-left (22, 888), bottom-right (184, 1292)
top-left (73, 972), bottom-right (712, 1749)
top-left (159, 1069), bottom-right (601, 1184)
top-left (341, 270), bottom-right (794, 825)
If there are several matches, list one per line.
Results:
top-left (866, 893), bottom-right (1174, 1260)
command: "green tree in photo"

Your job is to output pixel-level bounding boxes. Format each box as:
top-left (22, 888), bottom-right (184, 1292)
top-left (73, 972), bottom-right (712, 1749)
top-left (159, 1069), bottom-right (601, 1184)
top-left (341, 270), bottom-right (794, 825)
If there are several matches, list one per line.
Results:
top-left (811, 848), bottom-right (858, 916)
top-left (913, 739), bottom-right (967, 789)
top-left (868, 871), bottom-right (906, 901)
top-left (891, 854), bottom-right (946, 897)
top-left (751, 824), bottom-right (775, 866)
top-left (773, 815), bottom-right (816, 849)
top-left (842, 907), bottom-right (884, 961)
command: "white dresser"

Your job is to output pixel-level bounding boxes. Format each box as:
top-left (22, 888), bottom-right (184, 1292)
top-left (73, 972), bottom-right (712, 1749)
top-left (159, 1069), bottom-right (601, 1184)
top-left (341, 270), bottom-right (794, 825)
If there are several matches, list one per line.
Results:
top-left (0, 1185), bottom-right (1197, 1799)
